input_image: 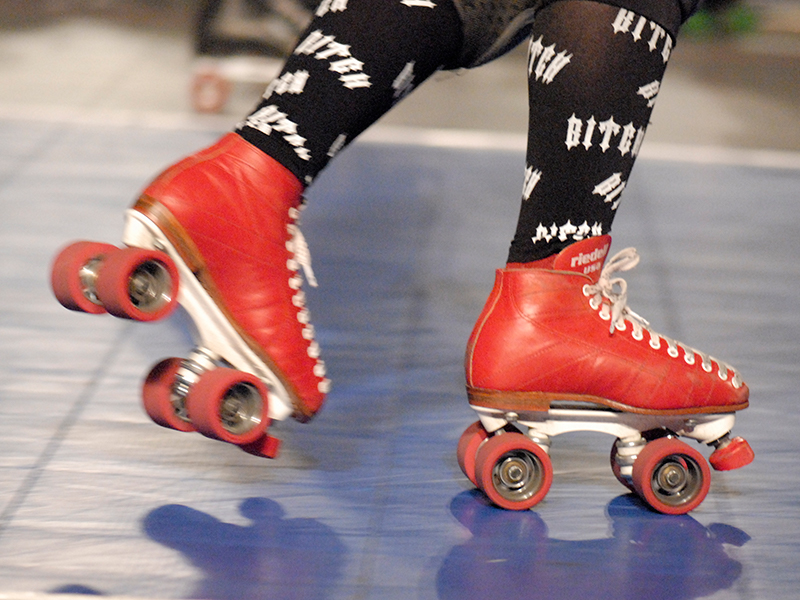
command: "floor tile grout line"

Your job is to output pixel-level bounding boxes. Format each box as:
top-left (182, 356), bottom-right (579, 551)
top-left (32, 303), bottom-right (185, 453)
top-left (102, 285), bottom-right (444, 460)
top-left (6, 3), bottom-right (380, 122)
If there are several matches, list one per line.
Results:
top-left (0, 325), bottom-right (131, 536)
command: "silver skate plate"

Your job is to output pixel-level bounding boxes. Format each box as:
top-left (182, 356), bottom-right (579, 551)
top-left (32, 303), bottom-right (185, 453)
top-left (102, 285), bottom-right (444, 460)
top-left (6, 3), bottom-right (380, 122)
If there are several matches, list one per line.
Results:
top-left (472, 405), bottom-right (737, 447)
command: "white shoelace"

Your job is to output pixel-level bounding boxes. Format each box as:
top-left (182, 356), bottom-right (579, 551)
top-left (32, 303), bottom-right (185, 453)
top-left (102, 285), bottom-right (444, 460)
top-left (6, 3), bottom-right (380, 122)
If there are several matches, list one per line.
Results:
top-left (582, 247), bottom-right (743, 389)
top-left (287, 223), bottom-right (318, 288)
top-left (285, 208), bottom-right (329, 393)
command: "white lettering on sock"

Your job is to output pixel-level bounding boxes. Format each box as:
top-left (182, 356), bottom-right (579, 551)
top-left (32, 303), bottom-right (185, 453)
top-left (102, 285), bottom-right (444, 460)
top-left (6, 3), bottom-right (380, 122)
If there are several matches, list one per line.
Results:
top-left (263, 70), bottom-right (310, 99)
top-left (593, 172), bottom-right (626, 210)
top-left (528, 36), bottom-right (572, 84)
top-left (401, 0), bottom-right (437, 7)
top-left (295, 30), bottom-right (371, 90)
top-left (522, 166), bottom-right (543, 201)
top-left (566, 114), bottom-right (646, 155)
top-left (637, 80), bottom-right (661, 107)
top-left (316, 0), bottom-right (348, 17)
top-left (532, 221), bottom-right (604, 245)
top-left (244, 105), bottom-right (311, 161)
top-left (611, 8), bottom-right (673, 61)
top-left (393, 62), bottom-right (416, 100)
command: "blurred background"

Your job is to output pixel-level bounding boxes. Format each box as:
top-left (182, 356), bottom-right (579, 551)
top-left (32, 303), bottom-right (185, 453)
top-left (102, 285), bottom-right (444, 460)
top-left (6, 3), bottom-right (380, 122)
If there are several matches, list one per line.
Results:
top-left (0, 0), bottom-right (799, 152)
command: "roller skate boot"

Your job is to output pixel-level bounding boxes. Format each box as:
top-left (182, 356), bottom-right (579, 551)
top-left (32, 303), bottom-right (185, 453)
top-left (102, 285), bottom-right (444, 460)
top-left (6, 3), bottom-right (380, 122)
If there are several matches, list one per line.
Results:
top-left (457, 235), bottom-right (754, 514)
top-left (51, 133), bottom-right (329, 458)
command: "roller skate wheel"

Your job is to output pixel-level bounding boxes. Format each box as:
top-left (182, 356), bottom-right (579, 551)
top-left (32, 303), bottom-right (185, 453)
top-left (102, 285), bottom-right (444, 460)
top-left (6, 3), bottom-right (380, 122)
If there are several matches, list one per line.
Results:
top-left (94, 247), bottom-right (179, 322)
top-left (457, 421), bottom-right (489, 486)
top-left (631, 437), bottom-right (711, 515)
top-left (142, 358), bottom-right (196, 432)
top-left (186, 368), bottom-right (269, 446)
top-left (191, 70), bottom-right (232, 114)
top-left (709, 436), bottom-right (754, 471)
top-left (474, 432), bottom-right (553, 511)
top-left (51, 241), bottom-right (118, 314)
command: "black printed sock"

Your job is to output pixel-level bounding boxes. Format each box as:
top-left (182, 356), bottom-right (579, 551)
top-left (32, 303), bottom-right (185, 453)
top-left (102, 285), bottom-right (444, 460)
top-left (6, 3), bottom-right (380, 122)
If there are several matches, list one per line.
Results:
top-left (507, 0), bottom-right (674, 263)
top-left (237, 0), bottom-right (463, 186)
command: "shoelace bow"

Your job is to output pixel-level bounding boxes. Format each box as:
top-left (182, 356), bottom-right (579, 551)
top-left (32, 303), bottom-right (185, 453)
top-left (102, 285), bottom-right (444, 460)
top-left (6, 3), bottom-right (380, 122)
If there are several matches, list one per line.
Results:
top-left (583, 247), bottom-right (742, 388)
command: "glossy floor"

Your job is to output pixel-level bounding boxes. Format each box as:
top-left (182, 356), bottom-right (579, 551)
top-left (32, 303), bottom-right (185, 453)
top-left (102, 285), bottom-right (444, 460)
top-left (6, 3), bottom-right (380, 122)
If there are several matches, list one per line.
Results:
top-left (0, 117), bottom-right (798, 599)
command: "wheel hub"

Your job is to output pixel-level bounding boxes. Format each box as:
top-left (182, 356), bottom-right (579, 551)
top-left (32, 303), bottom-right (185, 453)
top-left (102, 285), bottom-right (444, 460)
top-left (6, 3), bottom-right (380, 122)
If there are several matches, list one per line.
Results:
top-left (657, 461), bottom-right (688, 493)
top-left (128, 261), bottom-right (172, 311)
top-left (651, 454), bottom-right (703, 507)
top-left (219, 383), bottom-right (263, 435)
top-left (78, 258), bottom-right (103, 305)
top-left (494, 451), bottom-right (541, 501)
top-left (499, 457), bottom-right (528, 489)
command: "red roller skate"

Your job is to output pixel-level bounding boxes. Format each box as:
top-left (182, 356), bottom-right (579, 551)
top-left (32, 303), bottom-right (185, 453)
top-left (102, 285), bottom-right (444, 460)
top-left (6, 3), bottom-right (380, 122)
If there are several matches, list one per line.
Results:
top-left (51, 133), bottom-right (329, 458)
top-left (457, 235), bottom-right (753, 514)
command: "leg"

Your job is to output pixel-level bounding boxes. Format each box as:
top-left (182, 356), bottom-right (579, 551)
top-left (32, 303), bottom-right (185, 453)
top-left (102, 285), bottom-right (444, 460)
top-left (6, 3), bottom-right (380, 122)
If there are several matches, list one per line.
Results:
top-left (510, 0), bottom-right (674, 263)
top-left (237, 0), bottom-right (464, 185)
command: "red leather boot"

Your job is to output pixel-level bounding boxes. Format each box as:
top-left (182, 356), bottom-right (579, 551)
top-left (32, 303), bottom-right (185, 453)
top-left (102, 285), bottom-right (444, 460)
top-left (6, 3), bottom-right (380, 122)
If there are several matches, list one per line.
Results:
top-left (466, 235), bottom-right (748, 415)
top-left (133, 133), bottom-right (329, 422)
top-left (52, 133), bottom-right (328, 456)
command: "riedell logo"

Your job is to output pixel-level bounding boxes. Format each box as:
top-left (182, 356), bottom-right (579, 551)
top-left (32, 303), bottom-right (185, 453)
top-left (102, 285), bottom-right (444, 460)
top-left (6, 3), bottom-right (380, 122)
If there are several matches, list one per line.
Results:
top-left (570, 243), bottom-right (609, 274)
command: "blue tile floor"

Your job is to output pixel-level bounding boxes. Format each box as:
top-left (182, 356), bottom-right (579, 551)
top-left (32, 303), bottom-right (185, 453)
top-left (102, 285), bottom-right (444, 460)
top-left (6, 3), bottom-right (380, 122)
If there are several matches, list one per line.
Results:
top-left (0, 117), bottom-right (798, 600)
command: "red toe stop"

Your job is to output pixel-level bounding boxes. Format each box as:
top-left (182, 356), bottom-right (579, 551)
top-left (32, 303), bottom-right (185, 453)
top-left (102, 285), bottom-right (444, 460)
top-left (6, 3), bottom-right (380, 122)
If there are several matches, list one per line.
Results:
top-left (709, 437), bottom-right (754, 471)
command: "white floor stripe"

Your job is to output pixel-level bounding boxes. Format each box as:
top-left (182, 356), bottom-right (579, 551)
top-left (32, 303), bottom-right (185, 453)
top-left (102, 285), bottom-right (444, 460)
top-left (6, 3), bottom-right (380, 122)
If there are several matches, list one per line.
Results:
top-left (360, 125), bottom-right (527, 152)
top-left (361, 125), bottom-right (800, 171)
top-left (639, 141), bottom-right (800, 170)
top-left (2, 104), bottom-right (800, 171)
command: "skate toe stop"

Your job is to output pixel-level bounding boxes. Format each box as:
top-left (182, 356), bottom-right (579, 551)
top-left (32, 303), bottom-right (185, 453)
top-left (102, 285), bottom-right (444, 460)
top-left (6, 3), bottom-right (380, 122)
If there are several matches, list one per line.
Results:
top-left (710, 436), bottom-right (754, 471)
top-left (241, 434), bottom-right (282, 459)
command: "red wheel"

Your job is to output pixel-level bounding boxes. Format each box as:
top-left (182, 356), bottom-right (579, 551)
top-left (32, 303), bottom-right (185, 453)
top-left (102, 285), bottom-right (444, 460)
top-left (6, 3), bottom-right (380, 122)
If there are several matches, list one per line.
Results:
top-left (185, 368), bottom-right (269, 446)
top-left (457, 421), bottom-right (489, 486)
top-left (610, 439), bottom-right (636, 492)
top-left (631, 437), bottom-right (711, 515)
top-left (51, 241), bottom-right (118, 314)
top-left (142, 358), bottom-right (196, 432)
top-left (94, 247), bottom-right (179, 321)
top-left (475, 432), bottom-right (553, 511)
top-left (191, 70), bottom-right (231, 113)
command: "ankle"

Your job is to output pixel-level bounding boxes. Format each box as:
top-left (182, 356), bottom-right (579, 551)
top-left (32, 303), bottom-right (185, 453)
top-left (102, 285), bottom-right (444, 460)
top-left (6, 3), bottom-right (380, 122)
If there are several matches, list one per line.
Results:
top-left (506, 254), bottom-right (557, 270)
